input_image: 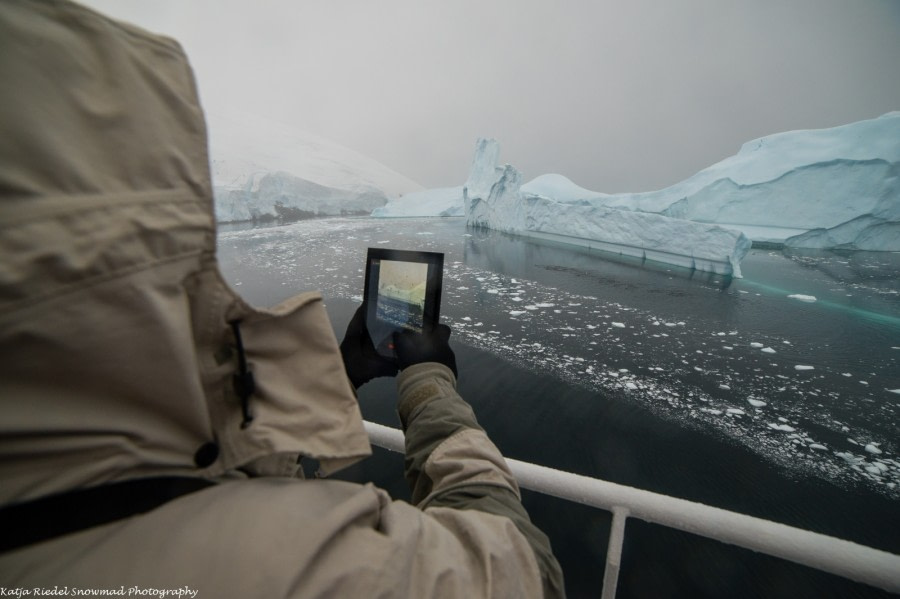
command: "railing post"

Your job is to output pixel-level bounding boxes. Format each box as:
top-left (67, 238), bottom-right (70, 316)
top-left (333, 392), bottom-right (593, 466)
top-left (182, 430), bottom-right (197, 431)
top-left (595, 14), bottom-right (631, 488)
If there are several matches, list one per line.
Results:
top-left (601, 507), bottom-right (629, 599)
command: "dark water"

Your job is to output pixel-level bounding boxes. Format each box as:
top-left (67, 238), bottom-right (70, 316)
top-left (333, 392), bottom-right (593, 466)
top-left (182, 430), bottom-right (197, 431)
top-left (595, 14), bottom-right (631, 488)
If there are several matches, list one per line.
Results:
top-left (218, 217), bottom-right (899, 598)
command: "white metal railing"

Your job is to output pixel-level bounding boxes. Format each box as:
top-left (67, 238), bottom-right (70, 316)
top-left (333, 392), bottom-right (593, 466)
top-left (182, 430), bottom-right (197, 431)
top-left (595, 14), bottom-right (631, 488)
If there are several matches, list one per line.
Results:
top-left (363, 421), bottom-right (900, 597)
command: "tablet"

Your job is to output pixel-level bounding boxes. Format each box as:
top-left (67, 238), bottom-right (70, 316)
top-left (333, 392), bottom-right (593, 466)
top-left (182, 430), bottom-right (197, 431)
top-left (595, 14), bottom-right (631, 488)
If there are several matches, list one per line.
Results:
top-left (363, 248), bottom-right (444, 358)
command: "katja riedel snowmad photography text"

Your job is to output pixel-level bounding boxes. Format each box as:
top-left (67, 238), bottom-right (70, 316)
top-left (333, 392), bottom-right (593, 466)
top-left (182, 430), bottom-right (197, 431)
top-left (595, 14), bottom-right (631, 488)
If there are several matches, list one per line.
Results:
top-left (0, 588), bottom-right (198, 598)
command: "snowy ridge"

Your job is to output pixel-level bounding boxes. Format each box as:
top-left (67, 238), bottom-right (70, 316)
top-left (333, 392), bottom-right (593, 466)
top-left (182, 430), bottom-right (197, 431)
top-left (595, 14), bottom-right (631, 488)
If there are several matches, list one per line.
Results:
top-left (207, 110), bottom-right (423, 222)
top-left (465, 139), bottom-right (751, 277)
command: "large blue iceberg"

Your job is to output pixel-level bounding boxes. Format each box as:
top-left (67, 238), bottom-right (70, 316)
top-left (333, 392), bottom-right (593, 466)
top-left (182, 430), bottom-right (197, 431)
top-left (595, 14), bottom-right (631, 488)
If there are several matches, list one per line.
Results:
top-left (563, 112), bottom-right (900, 251)
top-left (376, 113), bottom-right (900, 269)
top-left (464, 139), bottom-right (753, 277)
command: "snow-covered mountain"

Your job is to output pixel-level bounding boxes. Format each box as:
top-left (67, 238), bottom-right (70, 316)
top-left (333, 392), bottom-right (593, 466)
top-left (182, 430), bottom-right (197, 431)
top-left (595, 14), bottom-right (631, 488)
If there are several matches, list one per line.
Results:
top-left (207, 111), bottom-right (423, 223)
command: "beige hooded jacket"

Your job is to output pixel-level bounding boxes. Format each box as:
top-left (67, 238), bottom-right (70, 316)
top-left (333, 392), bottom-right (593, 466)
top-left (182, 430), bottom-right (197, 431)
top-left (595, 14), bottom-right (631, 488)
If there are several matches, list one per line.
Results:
top-left (0, 1), bottom-right (563, 596)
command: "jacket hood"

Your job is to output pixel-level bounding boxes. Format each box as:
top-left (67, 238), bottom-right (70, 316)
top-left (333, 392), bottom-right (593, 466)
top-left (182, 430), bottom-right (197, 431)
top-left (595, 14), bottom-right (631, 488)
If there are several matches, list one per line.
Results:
top-left (0, 0), bottom-right (370, 505)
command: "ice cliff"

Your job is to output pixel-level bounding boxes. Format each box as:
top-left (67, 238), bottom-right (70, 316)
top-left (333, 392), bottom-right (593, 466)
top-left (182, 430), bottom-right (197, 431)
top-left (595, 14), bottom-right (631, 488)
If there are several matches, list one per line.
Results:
top-left (208, 111), bottom-right (423, 223)
top-left (465, 139), bottom-right (752, 277)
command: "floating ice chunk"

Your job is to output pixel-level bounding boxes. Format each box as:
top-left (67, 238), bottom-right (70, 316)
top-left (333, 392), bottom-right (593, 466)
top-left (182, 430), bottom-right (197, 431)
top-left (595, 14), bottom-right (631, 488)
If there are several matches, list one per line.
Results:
top-left (719, 384), bottom-right (731, 390)
top-left (767, 423), bottom-right (796, 432)
top-left (865, 466), bottom-right (882, 475)
top-left (703, 408), bottom-right (723, 415)
top-left (809, 444), bottom-right (827, 451)
top-left (888, 389), bottom-right (900, 395)
top-left (509, 310), bottom-right (526, 316)
top-left (462, 316), bottom-right (472, 321)
top-left (727, 408), bottom-right (745, 415)
top-left (788, 294), bottom-right (817, 302)
top-left (747, 398), bottom-right (767, 407)
top-left (841, 373), bottom-right (852, 377)
top-left (723, 346), bottom-right (733, 350)
top-left (524, 305), bottom-right (538, 310)
top-left (487, 289), bottom-right (500, 294)
top-left (750, 342), bottom-right (764, 348)
top-left (761, 347), bottom-right (776, 354)
top-left (536, 303), bottom-right (556, 308)
top-left (794, 365), bottom-right (815, 371)
top-left (625, 382), bottom-right (638, 390)
top-left (612, 322), bottom-right (626, 328)
top-left (865, 444), bottom-right (883, 455)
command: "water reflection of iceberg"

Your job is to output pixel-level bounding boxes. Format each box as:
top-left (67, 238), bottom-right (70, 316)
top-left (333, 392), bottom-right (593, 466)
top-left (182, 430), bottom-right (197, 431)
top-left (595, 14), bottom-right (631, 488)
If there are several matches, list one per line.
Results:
top-left (376, 295), bottom-right (424, 332)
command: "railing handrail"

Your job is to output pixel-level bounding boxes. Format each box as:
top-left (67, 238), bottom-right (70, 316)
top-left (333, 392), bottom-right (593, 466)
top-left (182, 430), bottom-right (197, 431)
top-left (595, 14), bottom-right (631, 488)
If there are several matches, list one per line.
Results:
top-left (363, 420), bottom-right (900, 595)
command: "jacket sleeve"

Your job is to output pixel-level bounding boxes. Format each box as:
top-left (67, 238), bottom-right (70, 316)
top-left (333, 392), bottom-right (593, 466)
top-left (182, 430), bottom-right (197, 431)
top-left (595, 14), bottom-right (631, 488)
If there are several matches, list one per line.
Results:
top-left (397, 362), bottom-right (565, 597)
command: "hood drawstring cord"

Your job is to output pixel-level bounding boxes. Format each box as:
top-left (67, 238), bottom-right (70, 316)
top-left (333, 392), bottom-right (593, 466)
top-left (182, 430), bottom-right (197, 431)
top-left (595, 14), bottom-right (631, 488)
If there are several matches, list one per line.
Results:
top-left (229, 320), bottom-right (255, 429)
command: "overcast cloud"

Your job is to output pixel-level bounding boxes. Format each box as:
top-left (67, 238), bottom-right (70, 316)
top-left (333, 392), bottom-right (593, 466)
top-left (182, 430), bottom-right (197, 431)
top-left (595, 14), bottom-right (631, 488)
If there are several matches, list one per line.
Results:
top-left (79, 0), bottom-right (900, 192)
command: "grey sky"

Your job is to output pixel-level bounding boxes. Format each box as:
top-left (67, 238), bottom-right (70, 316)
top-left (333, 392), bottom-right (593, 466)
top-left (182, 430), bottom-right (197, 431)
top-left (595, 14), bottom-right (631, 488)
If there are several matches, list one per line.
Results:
top-left (79, 0), bottom-right (900, 192)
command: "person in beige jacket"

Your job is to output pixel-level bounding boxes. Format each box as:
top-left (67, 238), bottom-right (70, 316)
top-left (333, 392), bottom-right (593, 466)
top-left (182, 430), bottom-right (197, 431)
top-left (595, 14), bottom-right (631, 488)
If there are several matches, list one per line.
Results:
top-left (0, 1), bottom-right (564, 596)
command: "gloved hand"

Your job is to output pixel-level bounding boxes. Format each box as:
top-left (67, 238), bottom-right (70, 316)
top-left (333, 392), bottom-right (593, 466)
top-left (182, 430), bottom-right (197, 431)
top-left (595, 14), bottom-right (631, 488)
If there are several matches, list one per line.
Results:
top-left (340, 303), bottom-right (398, 389)
top-left (393, 324), bottom-right (458, 380)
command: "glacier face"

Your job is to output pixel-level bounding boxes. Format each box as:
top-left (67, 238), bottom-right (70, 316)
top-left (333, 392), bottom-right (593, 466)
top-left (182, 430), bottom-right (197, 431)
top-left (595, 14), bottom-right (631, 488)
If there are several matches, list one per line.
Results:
top-left (465, 139), bottom-right (752, 277)
top-left (532, 112), bottom-right (900, 250)
top-left (207, 111), bottom-right (423, 223)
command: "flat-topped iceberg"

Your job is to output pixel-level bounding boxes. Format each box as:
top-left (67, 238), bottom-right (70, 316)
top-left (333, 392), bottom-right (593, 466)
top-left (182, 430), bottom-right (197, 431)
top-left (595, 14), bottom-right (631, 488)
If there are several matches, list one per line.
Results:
top-left (465, 139), bottom-right (752, 277)
top-left (208, 111), bottom-right (423, 223)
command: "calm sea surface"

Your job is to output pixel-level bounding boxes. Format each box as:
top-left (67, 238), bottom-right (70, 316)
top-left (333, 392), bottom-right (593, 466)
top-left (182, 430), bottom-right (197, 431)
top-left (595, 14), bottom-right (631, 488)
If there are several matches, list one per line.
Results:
top-left (218, 217), bottom-right (899, 598)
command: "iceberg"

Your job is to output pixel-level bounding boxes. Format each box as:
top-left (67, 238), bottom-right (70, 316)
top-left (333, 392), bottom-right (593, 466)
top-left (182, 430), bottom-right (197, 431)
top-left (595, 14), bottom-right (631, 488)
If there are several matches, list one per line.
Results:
top-left (372, 186), bottom-right (465, 217)
top-left (465, 139), bottom-right (752, 277)
top-left (207, 111), bottom-right (423, 223)
top-left (522, 113), bottom-right (900, 250)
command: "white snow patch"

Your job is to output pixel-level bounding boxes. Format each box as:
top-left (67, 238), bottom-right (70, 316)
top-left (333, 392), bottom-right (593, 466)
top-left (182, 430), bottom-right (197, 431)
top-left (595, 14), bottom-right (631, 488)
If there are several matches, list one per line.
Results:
top-left (794, 365), bottom-right (815, 371)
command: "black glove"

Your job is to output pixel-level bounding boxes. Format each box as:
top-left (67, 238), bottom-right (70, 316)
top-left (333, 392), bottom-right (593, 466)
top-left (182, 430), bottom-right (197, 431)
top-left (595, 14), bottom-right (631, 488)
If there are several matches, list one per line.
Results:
top-left (393, 324), bottom-right (458, 380)
top-left (340, 303), bottom-right (398, 389)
